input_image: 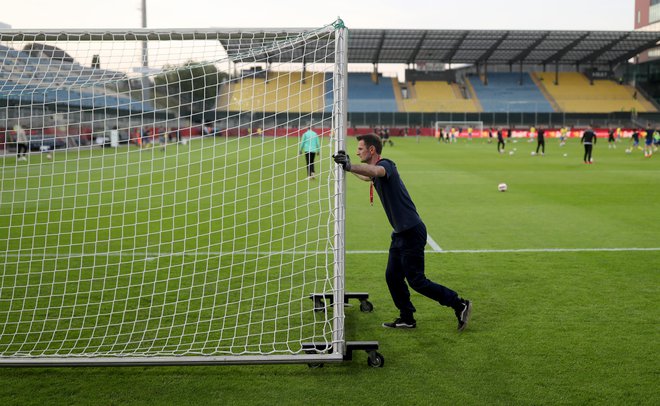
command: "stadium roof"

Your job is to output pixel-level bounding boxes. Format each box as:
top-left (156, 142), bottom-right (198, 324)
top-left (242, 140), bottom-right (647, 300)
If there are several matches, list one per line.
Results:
top-left (347, 29), bottom-right (660, 67)
top-left (218, 28), bottom-right (660, 67)
top-left (3, 28), bottom-right (658, 67)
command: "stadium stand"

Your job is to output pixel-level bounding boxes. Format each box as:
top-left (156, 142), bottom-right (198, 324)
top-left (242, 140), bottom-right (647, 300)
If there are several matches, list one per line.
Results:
top-left (0, 44), bottom-right (155, 113)
top-left (226, 71), bottom-right (325, 113)
top-left (533, 72), bottom-right (656, 113)
top-left (342, 72), bottom-right (397, 112)
top-left (401, 80), bottom-right (479, 112)
top-left (467, 72), bottom-right (554, 113)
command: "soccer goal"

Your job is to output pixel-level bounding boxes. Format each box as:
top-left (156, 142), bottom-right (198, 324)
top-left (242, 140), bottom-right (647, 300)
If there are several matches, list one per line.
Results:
top-left (434, 121), bottom-right (485, 140)
top-left (0, 20), bottom-right (380, 367)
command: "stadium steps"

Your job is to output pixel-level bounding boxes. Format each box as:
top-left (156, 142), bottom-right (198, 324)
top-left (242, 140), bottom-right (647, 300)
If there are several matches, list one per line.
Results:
top-left (392, 77), bottom-right (405, 112)
top-left (468, 72), bottom-right (553, 112)
top-left (463, 77), bottom-right (483, 112)
top-left (530, 73), bottom-right (560, 112)
top-left (401, 81), bottom-right (479, 112)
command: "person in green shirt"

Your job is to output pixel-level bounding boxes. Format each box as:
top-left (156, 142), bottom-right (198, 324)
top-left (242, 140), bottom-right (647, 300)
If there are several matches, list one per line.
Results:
top-left (299, 127), bottom-right (320, 179)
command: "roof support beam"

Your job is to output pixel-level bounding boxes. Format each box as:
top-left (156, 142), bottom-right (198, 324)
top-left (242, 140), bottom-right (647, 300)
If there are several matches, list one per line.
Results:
top-left (372, 31), bottom-right (386, 65)
top-left (617, 38), bottom-right (660, 63)
top-left (578, 32), bottom-right (630, 65)
top-left (407, 31), bottom-right (428, 65)
top-left (445, 31), bottom-right (469, 64)
top-left (477, 31), bottom-right (509, 64)
top-left (543, 32), bottom-right (591, 66)
top-left (510, 31), bottom-right (550, 64)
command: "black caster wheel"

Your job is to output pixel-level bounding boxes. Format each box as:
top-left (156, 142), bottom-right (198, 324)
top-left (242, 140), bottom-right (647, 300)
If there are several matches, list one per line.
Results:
top-left (313, 299), bottom-right (326, 312)
top-left (359, 300), bottom-right (374, 312)
top-left (307, 363), bottom-right (324, 368)
top-left (367, 351), bottom-right (384, 368)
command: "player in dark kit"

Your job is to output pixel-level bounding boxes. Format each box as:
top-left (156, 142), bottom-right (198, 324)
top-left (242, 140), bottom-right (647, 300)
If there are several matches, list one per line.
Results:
top-left (333, 134), bottom-right (472, 331)
top-left (535, 126), bottom-right (546, 155)
top-left (497, 128), bottom-right (505, 153)
top-left (581, 125), bottom-right (597, 164)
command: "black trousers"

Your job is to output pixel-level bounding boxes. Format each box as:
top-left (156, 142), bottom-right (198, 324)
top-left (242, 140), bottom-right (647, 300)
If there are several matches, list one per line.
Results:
top-left (584, 144), bottom-right (593, 162)
top-left (304, 152), bottom-right (316, 176)
top-left (17, 143), bottom-right (29, 156)
top-left (536, 140), bottom-right (545, 153)
top-left (385, 222), bottom-right (459, 320)
top-left (497, 140), bottom-right (505, 151)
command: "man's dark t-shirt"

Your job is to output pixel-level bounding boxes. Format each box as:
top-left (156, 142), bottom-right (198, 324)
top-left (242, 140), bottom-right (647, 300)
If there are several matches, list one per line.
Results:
top-left (582, 130), bottom-right (597, 144)
top-left (372, 159), bottom-right (422, 233)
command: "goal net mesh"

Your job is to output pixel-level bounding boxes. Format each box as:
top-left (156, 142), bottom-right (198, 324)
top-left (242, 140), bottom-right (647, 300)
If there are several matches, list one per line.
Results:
top-left (0, 22), bottom-right (345, 362)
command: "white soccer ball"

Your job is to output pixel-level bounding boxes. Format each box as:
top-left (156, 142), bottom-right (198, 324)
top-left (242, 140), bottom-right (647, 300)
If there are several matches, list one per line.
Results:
top-left (509, 151), bottom-right (514, 155)
top-left (563, 153), bottom-right (568, 157)
top-left (531, 151), bottom-right (536, 156)
top-left (46, 153), bottom-right (52, 160)
top-left (181, 138), bottom-right (188, 145)
top-left (498, 183), bottom-right (508, 192)
top-left (625, 148), bottom-right (632, 154)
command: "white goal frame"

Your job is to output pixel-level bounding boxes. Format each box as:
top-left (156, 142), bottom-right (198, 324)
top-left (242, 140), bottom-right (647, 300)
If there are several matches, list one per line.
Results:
top-left (434, 121), bottom-right (485, 140)
top-left (0, 22), bottom-right (351, 367)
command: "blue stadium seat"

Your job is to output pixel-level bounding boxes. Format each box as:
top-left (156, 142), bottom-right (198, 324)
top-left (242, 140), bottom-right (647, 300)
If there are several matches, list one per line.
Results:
top-left (469, 72), bottom-right (553, 113)
top-left (325, 72), bottom-right (397, 112)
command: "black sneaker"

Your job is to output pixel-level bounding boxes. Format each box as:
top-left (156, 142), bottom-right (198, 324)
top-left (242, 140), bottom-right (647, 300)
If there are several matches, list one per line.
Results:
top-left (455, 299), bottom-right (472, 332)
top-left (382, 318), bottom-right (416, 329)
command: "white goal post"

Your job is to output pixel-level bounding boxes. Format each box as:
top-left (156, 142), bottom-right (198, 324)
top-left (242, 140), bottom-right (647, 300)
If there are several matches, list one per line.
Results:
top-left (0, 21), bottom-right (353, 366)
top-left (434, 121), bottom-right (485, 140)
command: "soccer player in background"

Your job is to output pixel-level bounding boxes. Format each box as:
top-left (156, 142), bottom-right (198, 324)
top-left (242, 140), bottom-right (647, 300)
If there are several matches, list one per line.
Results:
top-left (299, 126), bottom-right (320, 179)
top-left (631, 129), bottom-right (640, 150)
top-left (644, 127), bottom-right (654, 158)
top-left (332, 134), bottom-right (472, 331)
top-left (581, 125), bottom-right (597, 164)
top-left (535, 125), bottom-right (546, 155)
top-left (497, 127), bottom-right (506, 153)
top-left (559, 126), bottom-right (568, 147)
top-left (13, 122), bottom-right (29, 161)
top-left (607, 127), bottom-right (616, 149)
top-left (109, 125), bottom-right (119, 148)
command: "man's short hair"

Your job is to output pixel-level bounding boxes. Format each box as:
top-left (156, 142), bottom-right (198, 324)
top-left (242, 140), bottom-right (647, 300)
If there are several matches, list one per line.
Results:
top-left (356, 133), bottom-right (383, 154)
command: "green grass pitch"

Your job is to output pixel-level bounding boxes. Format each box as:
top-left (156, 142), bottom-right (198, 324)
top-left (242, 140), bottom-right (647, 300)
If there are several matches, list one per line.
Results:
top-left (1, 136), bottom-right (658, 405)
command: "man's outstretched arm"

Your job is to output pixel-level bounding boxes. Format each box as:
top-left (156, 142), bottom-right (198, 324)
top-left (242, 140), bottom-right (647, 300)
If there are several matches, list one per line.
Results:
top-left (349, 163), bottom-right (385, 181)
top-left (333, 151), bottom-right (385, 181)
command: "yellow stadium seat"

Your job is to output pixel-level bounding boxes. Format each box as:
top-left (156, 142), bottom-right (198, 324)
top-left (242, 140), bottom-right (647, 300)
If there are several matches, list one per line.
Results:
top-left (533, 72), bottom-right (656, 113)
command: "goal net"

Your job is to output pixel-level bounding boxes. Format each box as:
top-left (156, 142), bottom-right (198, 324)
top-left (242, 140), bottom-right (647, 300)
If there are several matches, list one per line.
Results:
top-left (434, 121), bottom-right (484, 140)
top-left (0, 21), bottom-right (349, 366)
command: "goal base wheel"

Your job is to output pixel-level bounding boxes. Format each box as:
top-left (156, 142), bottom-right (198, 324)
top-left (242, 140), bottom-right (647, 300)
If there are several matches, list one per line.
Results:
top-left (367, 351), bottom-right (384, 368)
top-left (359, 300), bottom-right (374, 312)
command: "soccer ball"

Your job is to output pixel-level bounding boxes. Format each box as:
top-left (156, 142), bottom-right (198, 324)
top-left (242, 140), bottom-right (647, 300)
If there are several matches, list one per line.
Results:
top-left (625, 148), bottom-right (632, 154)
top-left (46, 153), bottom-right (52, 160)
top-left (563, 153), bottom-right (568, 157)
top-left (498, 183), bottom-right (508, 192)
top-left (531, 151), bottom-right (536, 156)
top-left (509, 151), bottom-right (514, 155)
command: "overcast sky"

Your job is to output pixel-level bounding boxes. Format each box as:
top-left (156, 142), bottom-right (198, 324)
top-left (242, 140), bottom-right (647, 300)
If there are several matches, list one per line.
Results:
top-left (1, 0), bottom-right (636, 31)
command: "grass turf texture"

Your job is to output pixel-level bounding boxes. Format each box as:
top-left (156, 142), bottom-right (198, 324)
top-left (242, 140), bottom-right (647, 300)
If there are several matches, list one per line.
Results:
top-left (1, 136), bottom-right (659, 405)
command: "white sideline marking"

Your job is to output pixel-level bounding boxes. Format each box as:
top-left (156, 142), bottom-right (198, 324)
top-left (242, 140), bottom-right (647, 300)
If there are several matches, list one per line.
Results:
top-left (426, 235), bottom-right (443, 252)
top-left (3, 247), bottom-right (660, 259)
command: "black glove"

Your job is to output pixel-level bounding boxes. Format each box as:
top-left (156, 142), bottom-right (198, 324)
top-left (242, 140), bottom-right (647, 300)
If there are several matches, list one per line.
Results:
top-left (332, 150), bottom-right (351, 172)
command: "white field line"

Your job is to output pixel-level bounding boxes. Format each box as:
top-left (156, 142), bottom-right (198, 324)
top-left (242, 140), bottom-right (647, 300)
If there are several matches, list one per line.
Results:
top-left (426, 234), bottom-right (443, 252)
top-left (3, 247), bottom-right (660, 259)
